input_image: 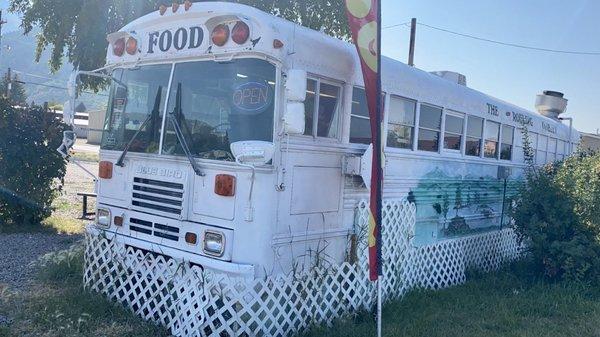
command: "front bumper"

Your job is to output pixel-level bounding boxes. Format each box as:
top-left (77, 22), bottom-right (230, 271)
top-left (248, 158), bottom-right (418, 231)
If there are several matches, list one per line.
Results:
top-left (86, 225), bottom-right (255, 279)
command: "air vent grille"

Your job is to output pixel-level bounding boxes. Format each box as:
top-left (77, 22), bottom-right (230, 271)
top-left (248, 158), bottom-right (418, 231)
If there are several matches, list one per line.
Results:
top-left (131, 177), bottom-right (184, 215)
top-left (129, 217), bottom-right (180, 242)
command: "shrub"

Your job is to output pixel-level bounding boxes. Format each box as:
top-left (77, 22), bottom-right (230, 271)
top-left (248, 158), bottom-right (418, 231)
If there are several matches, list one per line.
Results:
top-left (513, 150), bottom-right (600, 282)
top-left (0, 99), bottom-right (68, 228)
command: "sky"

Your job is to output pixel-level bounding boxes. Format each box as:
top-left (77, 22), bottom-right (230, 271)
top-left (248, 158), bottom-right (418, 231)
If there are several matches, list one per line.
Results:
top-left (1, 0), bottom-right (598, 133)
top-left (0, 1), bottom-right (19, 33)
top-left (381, 0), bottom-right (600, 134)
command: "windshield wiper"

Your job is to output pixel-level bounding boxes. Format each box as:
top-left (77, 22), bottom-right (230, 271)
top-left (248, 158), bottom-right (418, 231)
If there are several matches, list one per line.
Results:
top-left (169, 83), bottom-right (204, 177)
top-left (116, 86), bottom-right (162, 167)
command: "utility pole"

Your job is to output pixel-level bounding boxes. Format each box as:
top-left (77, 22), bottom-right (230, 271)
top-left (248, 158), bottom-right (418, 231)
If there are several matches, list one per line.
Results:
top-left (408, 18), bottom-right (417, 66)
top-left (0, 10), bottom-right (7, 60)
top-left (6, 67), bottom-right (11, 99)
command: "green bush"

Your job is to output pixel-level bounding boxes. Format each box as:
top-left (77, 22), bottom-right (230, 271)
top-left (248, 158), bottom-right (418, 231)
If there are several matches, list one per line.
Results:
top-left (513, 150), bottom-right (600, 282)
top-left (0, 98), bottom-right (68, 228)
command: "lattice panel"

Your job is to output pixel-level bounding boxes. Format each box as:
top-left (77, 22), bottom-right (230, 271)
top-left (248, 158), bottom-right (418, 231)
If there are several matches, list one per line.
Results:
top-left (84, 199), bottom-right (522, 337)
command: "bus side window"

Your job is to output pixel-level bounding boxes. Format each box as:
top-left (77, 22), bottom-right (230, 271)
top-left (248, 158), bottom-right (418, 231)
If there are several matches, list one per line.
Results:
top-left (417, 104), bottom-right (442, 152)
top-left (537, 135), bottom-right (548, 165)
top-left (303, 78), bottom-right (342, 139)
top-left (349, 87), bottom-right (371, 144)
top-left (500, 125), bottom-right (515, 160)
top-left (304, 79), bottom-right (317, 136)
top-left (317, 83), bottom-right (341, 138)
top-left (557, 140), bottom-right (566, 160)
top-left (484, 121), bottom-right (500, 159)
top-left (548, 138), bottom-right (557, 162)
top-left (529, 132), bottom-right (538, 163)
top-left (466, 116), bottom-right (484, 157)
top-left (388, 95), bottom-right (416, 149)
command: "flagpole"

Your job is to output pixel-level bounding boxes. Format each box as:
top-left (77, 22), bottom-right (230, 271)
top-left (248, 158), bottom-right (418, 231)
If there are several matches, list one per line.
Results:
top-left (377, 278), bottom-right (382, 337)
top-left (376, 1), bottom-right (383, 336)
top-left (343, 1), bottom-right (384, 335)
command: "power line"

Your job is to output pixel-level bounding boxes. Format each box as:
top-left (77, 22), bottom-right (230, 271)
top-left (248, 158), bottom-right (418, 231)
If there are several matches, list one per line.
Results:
top-left (382, 21), bottom-right (411, 30)
top-left (12, 70), bottom-right (55, 81)
top-left (384, 21), bottom-right (600, 56)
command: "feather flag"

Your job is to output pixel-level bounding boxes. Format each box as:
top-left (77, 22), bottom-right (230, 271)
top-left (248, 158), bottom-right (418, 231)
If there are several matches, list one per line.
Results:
top-left (345, 0), bottom-right (383, 281)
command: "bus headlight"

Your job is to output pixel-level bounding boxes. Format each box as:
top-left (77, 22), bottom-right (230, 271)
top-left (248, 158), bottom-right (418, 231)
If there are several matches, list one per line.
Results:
top-left (203, 230), bottom-right (225, 257)
top-left (96, 208), bottom-right (111, 228)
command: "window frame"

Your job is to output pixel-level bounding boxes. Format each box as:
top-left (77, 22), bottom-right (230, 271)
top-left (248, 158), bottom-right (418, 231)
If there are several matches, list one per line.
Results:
top-left (500, 124), bottom-right (515, 161)
top-left (483, 120), bottom-right (501, 159)
top-left (416, 103), bottom-right (443, 152)
top-left (464, 115), bottom-right (484, 158)
top-left (349, 86), bottom-right (371, 145)
top-left (442, 110), bottom-right (465, 153)
top-left (537, 134), bottom-right (548, 165)
top-left (386, 94), bottom-right (418, 150)
top-left (303, 76), bottom-right (344, 141)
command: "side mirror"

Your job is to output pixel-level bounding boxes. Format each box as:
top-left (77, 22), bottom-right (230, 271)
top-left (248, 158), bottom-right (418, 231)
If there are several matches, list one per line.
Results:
top-left (285, 69), bottom-right (307, 101)
top-left (230, 141), bottom-right (275, 166)
top-left (283, 102), bottom-right (306, 135)
top-left (57, 131), bottom-right (77, 159)
top-left (283, 69), bottom-right (307, 135)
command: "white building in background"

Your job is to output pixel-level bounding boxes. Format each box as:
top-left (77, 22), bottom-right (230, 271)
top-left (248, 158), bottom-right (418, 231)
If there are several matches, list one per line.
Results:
top-left (581, 132), bottom-right (600, 151)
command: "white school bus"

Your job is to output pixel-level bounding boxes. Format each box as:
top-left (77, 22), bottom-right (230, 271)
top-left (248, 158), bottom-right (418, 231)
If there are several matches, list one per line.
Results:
top-left (70, 2), bottom-right (579, 279)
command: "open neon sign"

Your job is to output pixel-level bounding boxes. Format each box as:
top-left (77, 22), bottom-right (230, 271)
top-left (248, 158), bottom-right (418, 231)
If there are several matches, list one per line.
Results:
top-left (232, 82), bottom-right (272, 114)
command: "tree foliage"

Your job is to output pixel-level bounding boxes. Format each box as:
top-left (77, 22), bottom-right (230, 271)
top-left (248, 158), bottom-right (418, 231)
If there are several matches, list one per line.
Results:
top-left (9, 0), bottom-right (349, 76)
top-left (0, 72), bottom-right (28, 105)
top-left (0, 99), bottom-right (68, 228)
top-left (513, 146), bottom-right (600, 282)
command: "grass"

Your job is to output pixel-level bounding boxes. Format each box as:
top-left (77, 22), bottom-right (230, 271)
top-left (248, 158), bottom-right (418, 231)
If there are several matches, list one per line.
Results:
top-left (303, 262), bottom-right (600, 337)
top-left (0, 245), bottom-right (170, 337)
top-left (0, 215), bottom-right (86, 235)
top-left (42, 215), bottom-right (86, 235)
top-left (71, 151), bottom-right (99, 163)
top-left (0, 191), bottom-right (89, 235)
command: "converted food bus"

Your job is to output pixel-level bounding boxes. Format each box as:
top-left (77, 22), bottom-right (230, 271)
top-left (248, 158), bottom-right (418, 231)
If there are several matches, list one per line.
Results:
top-left (74, 2), bottom-right (579, 278)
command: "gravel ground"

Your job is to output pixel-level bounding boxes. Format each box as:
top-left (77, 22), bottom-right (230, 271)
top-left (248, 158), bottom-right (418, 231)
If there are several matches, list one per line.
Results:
top-left (0, 233), bottom-right (80, 290)
top-left (0, 161), bottom-right (98, 290)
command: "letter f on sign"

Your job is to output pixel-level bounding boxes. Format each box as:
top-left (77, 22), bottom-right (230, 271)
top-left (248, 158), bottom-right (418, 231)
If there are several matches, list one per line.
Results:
top-left (148, 32), bottom-right (160, 53)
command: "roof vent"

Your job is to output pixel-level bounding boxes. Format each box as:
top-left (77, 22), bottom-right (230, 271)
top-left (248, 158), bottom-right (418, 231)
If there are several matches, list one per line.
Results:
top-left (430, 71), bottom-right (467, 86)
top-left (535, 90), bottom-right (568, 120)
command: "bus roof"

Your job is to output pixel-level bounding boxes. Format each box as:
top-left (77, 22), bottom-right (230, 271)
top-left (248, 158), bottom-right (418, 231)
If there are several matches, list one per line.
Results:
top-left (109, 1), bottom-right (578, 142)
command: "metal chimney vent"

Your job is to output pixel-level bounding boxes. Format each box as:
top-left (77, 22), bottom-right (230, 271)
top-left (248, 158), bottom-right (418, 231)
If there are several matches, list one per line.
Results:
top-left (430, 71), bottom-right (467, 86)
top-left (535, 90), bottom-right (568, 120)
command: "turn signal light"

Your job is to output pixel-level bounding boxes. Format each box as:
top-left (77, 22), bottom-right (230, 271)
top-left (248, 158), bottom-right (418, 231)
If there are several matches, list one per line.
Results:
top-left (99, 161), bottom-right (113, 179)
top-left (215, 174), bottom-right (236, 197)
top-left (185, 232), bottom-right (198, 245)
top-left (273, 39), bottom-right (284, 49)
top-left (232, 21), bottom-right (250, 44)
top-left (113, 38), bottom-right (125, 56)
top-left (126, 37), bottom-right (138, 55)
top-left (211, 24), bottom-right (230, 46)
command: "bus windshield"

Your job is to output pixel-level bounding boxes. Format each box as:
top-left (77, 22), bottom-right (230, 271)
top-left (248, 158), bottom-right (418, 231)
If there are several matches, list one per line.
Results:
top-left (161, 59), bottom-right (276, 161)
top-left (101, 64), bottom-right (171, 153)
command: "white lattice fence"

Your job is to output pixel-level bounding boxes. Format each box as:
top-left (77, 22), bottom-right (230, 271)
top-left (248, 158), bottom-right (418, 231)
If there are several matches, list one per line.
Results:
top-left (84, 199), bottom-right (521, 337)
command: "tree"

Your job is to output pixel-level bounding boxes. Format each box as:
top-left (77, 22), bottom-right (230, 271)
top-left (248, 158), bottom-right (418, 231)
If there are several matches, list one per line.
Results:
top-left (0, 72), bottom-right (28, 105)
top-left (0, 99), bottom-right (68, 228)
top-left (9, 0), bottom-right (350, 79)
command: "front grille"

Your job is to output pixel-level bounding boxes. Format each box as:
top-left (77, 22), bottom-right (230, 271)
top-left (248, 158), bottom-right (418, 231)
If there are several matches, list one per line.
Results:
top-left (131, 177), bottom-right (184, 215)
top-left (129, 217), bottom-right (180, 242)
